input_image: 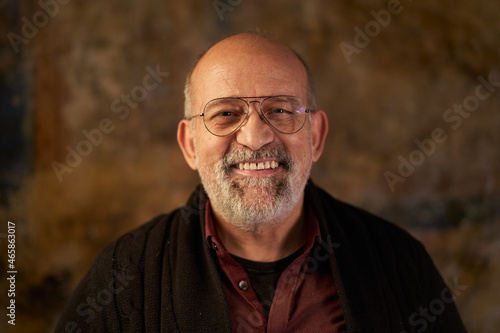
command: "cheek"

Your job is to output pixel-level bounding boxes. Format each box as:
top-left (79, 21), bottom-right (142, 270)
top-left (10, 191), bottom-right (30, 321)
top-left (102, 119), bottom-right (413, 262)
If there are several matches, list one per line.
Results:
top-left (287, 130), bottom-right (313, 154)
top-left (288, 136), bottom-right (314, 170)
top-left (194, 133), bottom-right (230, 165)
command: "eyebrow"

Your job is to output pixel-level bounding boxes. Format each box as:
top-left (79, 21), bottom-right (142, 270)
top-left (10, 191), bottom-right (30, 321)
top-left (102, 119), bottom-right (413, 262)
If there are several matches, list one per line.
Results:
top-left (207, 99), bottom-right (245, 108)
top-left (209, 95), bottom-right (298, 102)
top-left (268, 96), bottom-right (295, 103)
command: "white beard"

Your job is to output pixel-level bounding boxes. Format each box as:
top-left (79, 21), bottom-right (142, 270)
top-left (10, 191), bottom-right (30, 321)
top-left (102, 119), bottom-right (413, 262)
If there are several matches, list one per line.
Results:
top-left (196, 143), bottom-right (310, 232)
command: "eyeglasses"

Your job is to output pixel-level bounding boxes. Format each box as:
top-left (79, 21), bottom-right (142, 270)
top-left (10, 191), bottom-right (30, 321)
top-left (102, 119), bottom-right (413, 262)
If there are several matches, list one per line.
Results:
top-left (190, 95), bottom-right (313, 137)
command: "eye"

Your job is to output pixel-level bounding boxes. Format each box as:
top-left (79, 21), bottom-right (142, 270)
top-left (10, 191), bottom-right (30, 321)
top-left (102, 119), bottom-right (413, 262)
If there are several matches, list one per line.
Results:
top-left (208, 109), bottom-right (244, 125)
top-left (217, 111), bottom-right (237, 117)
top-left (271, 108), bottom-right (293, 115)
top-left (211, 110), bottom-right (241, 120)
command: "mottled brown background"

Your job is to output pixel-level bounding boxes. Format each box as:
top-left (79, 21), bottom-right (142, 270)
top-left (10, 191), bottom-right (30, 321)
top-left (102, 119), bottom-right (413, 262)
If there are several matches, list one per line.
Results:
top-left (1, 0), bottom-right (499, 332)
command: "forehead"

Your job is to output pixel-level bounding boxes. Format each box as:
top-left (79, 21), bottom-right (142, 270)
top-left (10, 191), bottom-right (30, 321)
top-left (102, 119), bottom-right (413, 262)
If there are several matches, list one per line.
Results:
top-left (191, 38), bottom-right (309, 107)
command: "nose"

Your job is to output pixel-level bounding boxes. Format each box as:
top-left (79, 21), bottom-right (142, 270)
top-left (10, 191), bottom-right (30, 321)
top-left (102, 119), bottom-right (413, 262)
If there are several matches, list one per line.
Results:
top-left (235, 102), bottom-right (275, 150)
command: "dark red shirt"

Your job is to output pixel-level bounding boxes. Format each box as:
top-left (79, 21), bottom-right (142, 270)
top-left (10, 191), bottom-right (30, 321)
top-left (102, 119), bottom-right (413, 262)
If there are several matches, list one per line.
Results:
top-left (205, 201), bottom-right (347, 333)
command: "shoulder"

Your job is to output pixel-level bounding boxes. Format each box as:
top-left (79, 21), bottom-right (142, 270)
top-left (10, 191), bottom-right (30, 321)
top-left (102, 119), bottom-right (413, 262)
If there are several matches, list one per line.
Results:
top-left (54, 211), bottom-right (186, 331)
top-left (55, 186), bottom-right (210, 331)
top-left (91, 185), bottom-right (207, 274)
top-left (308, 182), bottom-right (427, 263)
top-left (310, 183), bottom-right (413, 234)
top-left (309, 182), bottom-right (441, 295)
top-left (102, 207), bottom-right (192, 267)
top-left (81, 212), bottom-right (177, 290)
top-left (307, 183), bottom-right (467, 332)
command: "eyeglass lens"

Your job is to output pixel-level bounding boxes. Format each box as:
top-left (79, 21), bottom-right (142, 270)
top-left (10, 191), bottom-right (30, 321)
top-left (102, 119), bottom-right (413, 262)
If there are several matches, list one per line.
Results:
top-left (203, 96), bottom-right (307, 136)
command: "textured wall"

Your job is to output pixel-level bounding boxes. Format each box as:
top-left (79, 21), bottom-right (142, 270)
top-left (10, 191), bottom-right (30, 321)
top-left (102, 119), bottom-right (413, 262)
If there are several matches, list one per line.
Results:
top-left (0, 0), bottom-right (499, 332)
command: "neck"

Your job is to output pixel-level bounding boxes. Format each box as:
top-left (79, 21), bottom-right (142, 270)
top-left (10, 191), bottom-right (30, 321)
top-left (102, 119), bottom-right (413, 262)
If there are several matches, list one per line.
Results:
top-left (212, 196), bottom-right (306, 262)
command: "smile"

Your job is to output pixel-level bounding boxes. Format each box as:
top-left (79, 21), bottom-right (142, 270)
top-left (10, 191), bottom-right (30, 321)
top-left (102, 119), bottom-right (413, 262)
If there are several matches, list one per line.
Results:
top-left (236, 161), bottom-right (280, 170)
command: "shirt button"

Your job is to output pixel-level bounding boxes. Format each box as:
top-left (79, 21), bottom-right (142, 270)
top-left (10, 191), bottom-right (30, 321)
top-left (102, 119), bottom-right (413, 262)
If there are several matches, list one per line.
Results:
top-left (211, 242), bottom-right (218, 251)
top-left (238, 280), bottom-right (248, 291)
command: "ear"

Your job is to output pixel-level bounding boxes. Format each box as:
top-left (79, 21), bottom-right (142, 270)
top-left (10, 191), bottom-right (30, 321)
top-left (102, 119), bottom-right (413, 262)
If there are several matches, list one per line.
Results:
top-left (177, 119), bottom-right (198, 170)
top-left (310, 110), bottom-right (329, 162)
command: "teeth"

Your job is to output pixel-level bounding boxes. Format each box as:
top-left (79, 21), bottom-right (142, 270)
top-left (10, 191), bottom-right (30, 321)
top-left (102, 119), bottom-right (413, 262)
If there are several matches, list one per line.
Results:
top-left (236, 161), bottom-right (279, 170)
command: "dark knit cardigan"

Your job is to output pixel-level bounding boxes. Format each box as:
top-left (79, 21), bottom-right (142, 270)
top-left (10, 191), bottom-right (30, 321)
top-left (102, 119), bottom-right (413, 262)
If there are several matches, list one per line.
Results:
top-left (53, 181), bottom-right (466, 332)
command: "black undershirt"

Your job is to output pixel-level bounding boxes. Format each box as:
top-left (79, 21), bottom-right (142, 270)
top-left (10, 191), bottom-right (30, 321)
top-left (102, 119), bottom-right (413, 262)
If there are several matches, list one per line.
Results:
top-left (231, 247), bottom-right (303, 318)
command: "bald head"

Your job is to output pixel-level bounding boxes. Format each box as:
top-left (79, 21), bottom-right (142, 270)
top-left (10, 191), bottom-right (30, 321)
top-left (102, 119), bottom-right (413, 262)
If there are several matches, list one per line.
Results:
top-left (184, 32), bottom-right (316, 118)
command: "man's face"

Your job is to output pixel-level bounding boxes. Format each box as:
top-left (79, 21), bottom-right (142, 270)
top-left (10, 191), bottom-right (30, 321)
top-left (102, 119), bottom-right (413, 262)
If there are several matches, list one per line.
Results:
top-left (179, 36), bottom-right (326, 231)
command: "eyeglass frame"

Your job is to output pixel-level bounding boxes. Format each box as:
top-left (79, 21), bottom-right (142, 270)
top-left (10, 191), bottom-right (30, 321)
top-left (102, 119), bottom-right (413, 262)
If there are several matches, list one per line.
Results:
top-left (188, 95), bottom-right (314, 137)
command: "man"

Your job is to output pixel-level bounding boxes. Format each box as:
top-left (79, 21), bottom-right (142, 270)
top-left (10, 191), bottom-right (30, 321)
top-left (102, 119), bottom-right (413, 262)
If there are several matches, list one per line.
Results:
top-left (54, 32), bottom-right (466, 332)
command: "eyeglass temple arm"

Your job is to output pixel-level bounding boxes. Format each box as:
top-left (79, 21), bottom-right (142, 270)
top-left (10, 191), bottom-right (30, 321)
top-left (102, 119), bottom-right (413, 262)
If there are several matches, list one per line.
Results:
top-left (186, 113), bottom-right (204, 120)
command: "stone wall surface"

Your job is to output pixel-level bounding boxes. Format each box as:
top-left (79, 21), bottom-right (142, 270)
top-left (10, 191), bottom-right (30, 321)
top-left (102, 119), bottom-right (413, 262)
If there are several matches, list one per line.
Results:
top-left (0, 0), bottom-right (499, 332)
